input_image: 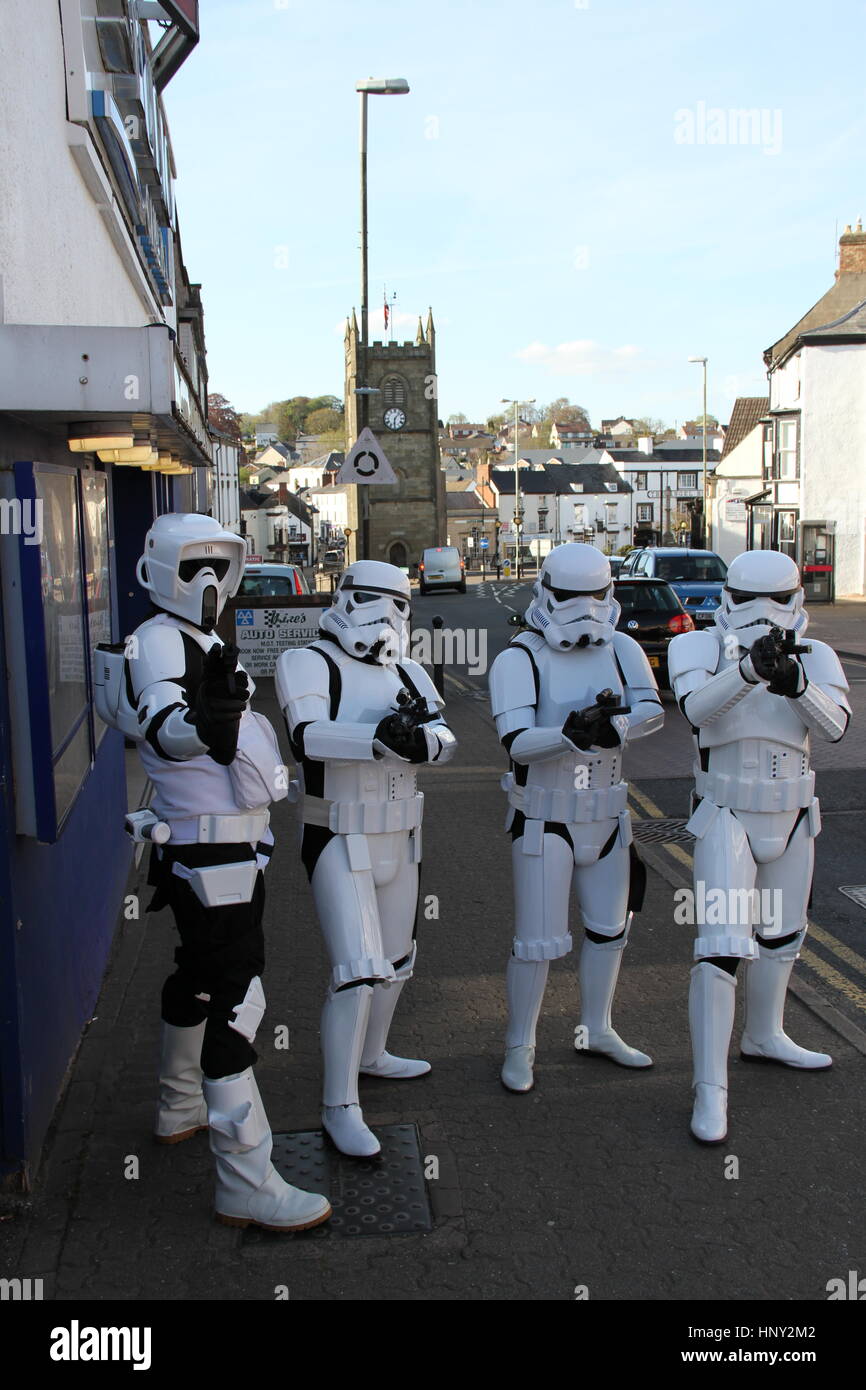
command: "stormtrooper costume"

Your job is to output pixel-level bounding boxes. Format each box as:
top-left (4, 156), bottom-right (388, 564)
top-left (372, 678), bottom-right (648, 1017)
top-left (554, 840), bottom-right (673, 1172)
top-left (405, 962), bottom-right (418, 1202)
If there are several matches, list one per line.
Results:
top-left (275, 561), bottom-right (456, 1157)
top-left (489, 544), bottom-right (664, 1093)
top-left (95, 512), bottom-right (330, 1232)
top-left (668, 549), bottom-right (850, 1144)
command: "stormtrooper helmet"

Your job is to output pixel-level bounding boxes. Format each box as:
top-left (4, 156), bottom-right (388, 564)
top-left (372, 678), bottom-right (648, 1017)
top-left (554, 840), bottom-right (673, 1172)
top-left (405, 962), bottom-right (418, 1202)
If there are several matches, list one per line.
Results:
top-left (525, 543), bottom-right (620, 650)
top-left (715, 549), bottom-right (807, 647)
top-left (136, 513), bottom-right (246, 632)
top-left (320, 560), bottom-right (411, 663)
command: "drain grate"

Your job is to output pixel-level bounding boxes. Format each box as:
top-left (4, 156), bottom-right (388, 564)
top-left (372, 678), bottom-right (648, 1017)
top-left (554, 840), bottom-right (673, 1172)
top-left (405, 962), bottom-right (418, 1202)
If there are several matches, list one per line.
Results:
top-left (631, 816), bottom-right (694, 845)
top-left (838, 885), bottom-right (866, 911)
top-left (243, 1122), bottom-right (432, 1242)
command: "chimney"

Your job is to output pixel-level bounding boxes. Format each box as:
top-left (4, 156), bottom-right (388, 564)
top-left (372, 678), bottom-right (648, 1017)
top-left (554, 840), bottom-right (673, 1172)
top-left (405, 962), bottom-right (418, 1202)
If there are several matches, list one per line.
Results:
top-left (837, 220), bottom-right (866, 277)
top-left (638, 436), bottom-right (654, 455)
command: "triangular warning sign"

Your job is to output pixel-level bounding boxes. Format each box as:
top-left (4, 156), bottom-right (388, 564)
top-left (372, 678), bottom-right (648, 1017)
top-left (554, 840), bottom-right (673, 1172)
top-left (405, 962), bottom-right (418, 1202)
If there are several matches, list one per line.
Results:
top-left (336, 427), bottom-right (397, 485)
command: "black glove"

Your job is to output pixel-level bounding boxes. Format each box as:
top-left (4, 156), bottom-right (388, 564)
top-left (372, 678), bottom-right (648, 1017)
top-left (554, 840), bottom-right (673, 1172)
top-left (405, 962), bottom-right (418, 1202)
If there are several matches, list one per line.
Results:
top-left (562, 705), bottom-right (621, 752)
top-left (374, 713), bottom-right (429, 764)
top-left (749, 635), bottom-right (801, 696)
top-left (190, 643), bottom-right (249, 765)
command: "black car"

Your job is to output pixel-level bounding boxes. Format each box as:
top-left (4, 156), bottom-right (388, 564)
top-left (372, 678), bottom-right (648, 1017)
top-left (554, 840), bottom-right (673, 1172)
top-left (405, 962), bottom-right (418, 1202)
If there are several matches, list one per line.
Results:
top-left (614, 576), bottom-right (695, 689)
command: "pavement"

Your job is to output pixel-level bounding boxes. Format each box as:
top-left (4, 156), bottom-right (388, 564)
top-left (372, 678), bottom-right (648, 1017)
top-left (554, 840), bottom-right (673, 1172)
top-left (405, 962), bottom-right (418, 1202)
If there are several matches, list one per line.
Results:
top-left (1, 586), bottom-right (864, 1303)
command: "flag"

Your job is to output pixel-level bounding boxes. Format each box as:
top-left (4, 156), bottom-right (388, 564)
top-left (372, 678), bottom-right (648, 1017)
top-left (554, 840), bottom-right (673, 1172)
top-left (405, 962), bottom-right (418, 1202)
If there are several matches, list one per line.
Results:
top-left (383, 287), bottom-right (389, 331)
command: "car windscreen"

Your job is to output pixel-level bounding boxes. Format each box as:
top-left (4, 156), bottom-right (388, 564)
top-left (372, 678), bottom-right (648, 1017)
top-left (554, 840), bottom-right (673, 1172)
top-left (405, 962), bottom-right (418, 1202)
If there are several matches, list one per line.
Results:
top-left (655, 555), bottom-right (727, 582)
top-left (616, 583), bottom-right (681, 614)
top-left (239, 576), bottom-right (294, 597)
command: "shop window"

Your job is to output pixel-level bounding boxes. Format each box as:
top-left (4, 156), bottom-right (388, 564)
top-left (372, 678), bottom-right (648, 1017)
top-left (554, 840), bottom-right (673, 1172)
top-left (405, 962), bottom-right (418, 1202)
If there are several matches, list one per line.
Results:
top-left (13, 463), bottom-right (113, 840)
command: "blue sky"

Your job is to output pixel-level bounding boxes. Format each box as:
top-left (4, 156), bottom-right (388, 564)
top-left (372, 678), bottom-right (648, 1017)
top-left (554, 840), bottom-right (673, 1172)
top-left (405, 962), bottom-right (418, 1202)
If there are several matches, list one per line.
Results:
top-left (161, 0), bottom-right (866, 429)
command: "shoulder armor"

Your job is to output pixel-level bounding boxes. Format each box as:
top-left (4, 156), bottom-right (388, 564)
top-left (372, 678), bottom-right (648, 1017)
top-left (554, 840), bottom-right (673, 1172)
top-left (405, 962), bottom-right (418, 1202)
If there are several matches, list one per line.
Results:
top-left (275, 643), bottom-right (335, 711)
top-left (489, 641), bottom-right (539, 718)
top-left (612, 630), bottom-right (658, 690)
top-left (126, 618), bottom-right (189, 699)
top-left (801, 638), bottom-right (850, 695)
top-left (667, 628), bottom-right (721, 684)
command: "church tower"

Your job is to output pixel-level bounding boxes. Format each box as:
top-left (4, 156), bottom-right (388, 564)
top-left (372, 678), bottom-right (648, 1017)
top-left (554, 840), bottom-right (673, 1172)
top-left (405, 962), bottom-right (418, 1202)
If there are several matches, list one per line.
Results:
top-left (344, 307), bottom-right (445, 568)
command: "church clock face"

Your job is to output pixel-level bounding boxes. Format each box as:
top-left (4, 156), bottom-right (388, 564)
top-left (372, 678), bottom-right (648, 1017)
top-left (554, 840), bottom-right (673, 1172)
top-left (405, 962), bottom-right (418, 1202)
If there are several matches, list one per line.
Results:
top-left (383, 407), bottom-right (406, 431)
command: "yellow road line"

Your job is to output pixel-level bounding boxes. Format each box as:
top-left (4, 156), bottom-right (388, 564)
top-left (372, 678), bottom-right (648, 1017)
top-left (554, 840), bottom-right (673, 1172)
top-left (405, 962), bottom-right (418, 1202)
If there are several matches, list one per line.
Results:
top-left (630, 781), bottom-right (866, 985)
top-left (800, 947), bottom-right (866, 1012)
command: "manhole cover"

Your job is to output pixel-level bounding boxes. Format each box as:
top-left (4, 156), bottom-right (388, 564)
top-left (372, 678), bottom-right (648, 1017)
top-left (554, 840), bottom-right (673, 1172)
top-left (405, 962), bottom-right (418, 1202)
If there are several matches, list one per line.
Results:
top-left (631, 817), bottom-right (694, 845)
top-left (838, 885), bottom-right (866, 911)
top-left (242, 1122), bottom-right (432, 1242)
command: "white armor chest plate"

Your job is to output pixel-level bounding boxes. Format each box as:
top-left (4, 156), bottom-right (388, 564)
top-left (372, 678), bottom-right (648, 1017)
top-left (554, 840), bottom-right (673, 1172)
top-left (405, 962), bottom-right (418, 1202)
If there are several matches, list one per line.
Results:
top-left (699, 644), bottom-right (811, 757)
top-left (318, 651), bottom-right (418, 806)
top-left (525, 641), bottom-right (623, 796)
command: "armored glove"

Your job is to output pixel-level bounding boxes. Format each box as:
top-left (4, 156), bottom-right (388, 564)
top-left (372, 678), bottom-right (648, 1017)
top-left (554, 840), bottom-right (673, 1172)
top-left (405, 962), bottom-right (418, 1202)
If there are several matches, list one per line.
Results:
top-left (562, 704), bottom-right (621, 752)
top-left (748, 634), bottom-right (801, 697)
top-left (188, 642), bottom-right (249, 765)
top-left (373, 712), bottom-right (428, 763)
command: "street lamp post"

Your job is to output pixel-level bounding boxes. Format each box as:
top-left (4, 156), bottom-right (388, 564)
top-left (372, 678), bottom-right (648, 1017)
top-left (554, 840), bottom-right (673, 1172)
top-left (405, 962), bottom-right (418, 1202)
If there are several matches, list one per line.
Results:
top-left (502, 396), bottom-right (535, 578)
top-left (688, 356), bottom-right (708, 548)
top-left (355, 77), bottom-right (410, 559)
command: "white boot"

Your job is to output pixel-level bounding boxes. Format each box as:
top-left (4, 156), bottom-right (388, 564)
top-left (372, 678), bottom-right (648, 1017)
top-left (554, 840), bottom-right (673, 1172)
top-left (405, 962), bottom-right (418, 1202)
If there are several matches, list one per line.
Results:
top-left (359, 980), bottom-right (430, 1079)
top-left (501, 956), bottom-right (549, 1092)
top-left (577, 935), bottom-right (652, 1067)
top-left (154, 1021), bottom-right (209, 1144)
top-left (321, 984), bottom-right (381, 1157)
top-left (741, 934), bottom-right (832, 1069)
top-left (203, 1069), bottom-right (331, 1231)
top-left (689, 962), bottom-right (736, 1144)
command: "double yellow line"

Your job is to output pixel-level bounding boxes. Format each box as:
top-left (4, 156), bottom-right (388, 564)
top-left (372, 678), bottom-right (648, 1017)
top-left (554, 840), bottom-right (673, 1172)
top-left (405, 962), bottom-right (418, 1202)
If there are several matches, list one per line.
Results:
top-left (628, 783), bottom-right (866, 1013)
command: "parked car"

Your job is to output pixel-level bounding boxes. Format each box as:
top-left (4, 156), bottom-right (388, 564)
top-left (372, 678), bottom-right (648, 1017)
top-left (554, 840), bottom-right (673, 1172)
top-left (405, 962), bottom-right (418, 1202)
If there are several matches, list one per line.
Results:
top-left (619, 547), bottom-right (727, 625)
top-left (418, 545), bottom-right (466, 595)
top-left (320, 549), bottom-right (344, 572)
top-left (614, 577), bottom-right (694, 689)
top-left (238, 562), bottom-right (310, 597)
top-left (608, 555), bottom-right (626, 578)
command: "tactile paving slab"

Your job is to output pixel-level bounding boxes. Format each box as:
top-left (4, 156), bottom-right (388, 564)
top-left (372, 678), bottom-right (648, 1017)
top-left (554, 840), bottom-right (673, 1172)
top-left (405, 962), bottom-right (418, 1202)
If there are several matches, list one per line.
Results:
top-left (838, 885), bottom-right (866, 911)
top-left (631, 816), bottom-right (694, 845)
top-left (242, 1122), bottom-right (433, 1241)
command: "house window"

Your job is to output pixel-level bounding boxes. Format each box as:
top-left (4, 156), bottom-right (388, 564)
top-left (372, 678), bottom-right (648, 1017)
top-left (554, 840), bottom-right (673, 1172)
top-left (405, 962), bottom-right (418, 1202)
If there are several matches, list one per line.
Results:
top-left (678, 472), bottom-right (698, 489)
top-left (538, 508), bottom-right (549, 530)
top-left (777, 418), bottom-right (799, 479)
top-left (635, 472), bottom-right (647, 490)
top-left (636, 503), bottom-right (653, 522)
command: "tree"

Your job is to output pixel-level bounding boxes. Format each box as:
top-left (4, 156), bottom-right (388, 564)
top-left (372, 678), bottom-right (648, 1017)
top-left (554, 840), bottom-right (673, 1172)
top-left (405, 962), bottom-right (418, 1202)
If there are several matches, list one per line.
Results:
top-left (208, 393), bottom-right (242, 442)
top-left (632, 417), bottom-right (669, 438)
top-left (305, 407), bottom-right (344, 436)
top-left (447, 412), bottom-right (469, 425)
top-left (486, 413), bottom-right (507, 433)
top-left (541, 398), bottom-right (592, 432)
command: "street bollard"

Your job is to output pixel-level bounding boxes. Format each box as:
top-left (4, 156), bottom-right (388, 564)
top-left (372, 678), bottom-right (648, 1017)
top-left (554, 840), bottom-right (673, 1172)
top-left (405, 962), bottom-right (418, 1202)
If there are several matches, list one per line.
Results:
top-left (432, 614), bottom-right (445, 696)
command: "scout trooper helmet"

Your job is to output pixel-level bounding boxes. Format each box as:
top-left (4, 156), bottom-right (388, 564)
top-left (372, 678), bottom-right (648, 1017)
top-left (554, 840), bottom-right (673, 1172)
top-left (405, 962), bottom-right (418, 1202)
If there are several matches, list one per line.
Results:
top-left (136, 513), bottom-right (246, 632)
top-left (715, 549), bottom-right (808, 646)
top-left (320, 560), bottom-right (411, 663)
top-left (525, 543), bottom-right (620, 650)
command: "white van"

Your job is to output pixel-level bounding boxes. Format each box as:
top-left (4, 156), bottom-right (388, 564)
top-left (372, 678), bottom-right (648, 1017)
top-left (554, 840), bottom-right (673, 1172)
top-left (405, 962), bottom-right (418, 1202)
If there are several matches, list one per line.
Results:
top-left (418, 546), bottom-right (466, 595)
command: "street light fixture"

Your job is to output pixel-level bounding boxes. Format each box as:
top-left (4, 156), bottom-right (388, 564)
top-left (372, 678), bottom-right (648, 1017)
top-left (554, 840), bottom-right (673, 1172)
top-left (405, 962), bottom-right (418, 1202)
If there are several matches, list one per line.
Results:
top-left (355, 77), bottom-right (410, 561)
top-left (502, 397), bottom-right (536, 578)
top-left (688, 356), bottom-right (709, 548)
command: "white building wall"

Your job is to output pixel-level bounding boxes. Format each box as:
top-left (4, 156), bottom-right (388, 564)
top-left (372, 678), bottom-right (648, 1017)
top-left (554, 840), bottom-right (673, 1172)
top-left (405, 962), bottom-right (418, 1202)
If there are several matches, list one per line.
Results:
top-left (0, 1), bottom-right (162, 328)
top-left (710, 428), bottom-right (764, 564)
top-left (801, 345), bottom-right (866, 598)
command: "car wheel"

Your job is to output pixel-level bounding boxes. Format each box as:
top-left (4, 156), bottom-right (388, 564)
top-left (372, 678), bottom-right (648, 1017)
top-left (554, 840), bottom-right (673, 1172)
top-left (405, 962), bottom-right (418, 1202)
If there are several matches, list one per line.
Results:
top-left (457, 581), bottom-right (466, 594)
top-left (419, 583), bottom-right (428, 596)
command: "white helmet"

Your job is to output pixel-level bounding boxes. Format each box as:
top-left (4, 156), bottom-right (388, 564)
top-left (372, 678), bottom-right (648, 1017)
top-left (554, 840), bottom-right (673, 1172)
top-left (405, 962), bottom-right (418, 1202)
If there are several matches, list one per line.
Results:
top-left (136, 513), bottom-right (246, 632)
top-left (320, 560), bottom-right (411, 663)
top-left (525, 543), bottom-right (620, 650)
top-left (715, 549), bottom-right (807, 647)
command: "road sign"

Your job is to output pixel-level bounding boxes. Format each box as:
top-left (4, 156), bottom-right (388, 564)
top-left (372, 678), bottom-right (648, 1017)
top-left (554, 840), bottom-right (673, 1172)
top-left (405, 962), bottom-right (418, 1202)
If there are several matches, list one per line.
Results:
top-left (336, 427), bottom-right (397, 485)
top-left (480, 537), bottom-right (489, 549)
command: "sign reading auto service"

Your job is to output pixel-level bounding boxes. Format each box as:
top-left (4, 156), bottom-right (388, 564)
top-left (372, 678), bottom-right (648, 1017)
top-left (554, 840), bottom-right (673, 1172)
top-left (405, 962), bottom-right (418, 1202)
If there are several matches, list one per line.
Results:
top-left (219, 596), bottom-right (332, 677)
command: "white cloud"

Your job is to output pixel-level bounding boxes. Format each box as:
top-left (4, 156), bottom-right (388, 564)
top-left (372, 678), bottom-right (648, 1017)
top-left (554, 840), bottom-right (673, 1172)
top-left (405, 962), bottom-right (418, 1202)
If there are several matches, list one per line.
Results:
top-left (515, 340), bottom-right (645, 375)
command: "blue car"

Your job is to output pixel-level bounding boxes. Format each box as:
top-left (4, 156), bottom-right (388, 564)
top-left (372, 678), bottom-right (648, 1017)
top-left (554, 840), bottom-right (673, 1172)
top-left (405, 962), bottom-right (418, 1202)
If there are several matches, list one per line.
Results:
top-left (619, 548), bottom-right (728, 625)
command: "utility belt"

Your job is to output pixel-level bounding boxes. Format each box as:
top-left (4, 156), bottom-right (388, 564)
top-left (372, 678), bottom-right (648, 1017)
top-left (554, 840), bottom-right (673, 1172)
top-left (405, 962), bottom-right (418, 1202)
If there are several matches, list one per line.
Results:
top-left (501, 774), bottom-right (629, 825)
top-left (133, 809), bottom-right (270, 910)
top-left (300, 793), bottom-right (425, 835)
top-left (695, 768), bottom-right (815, 814)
